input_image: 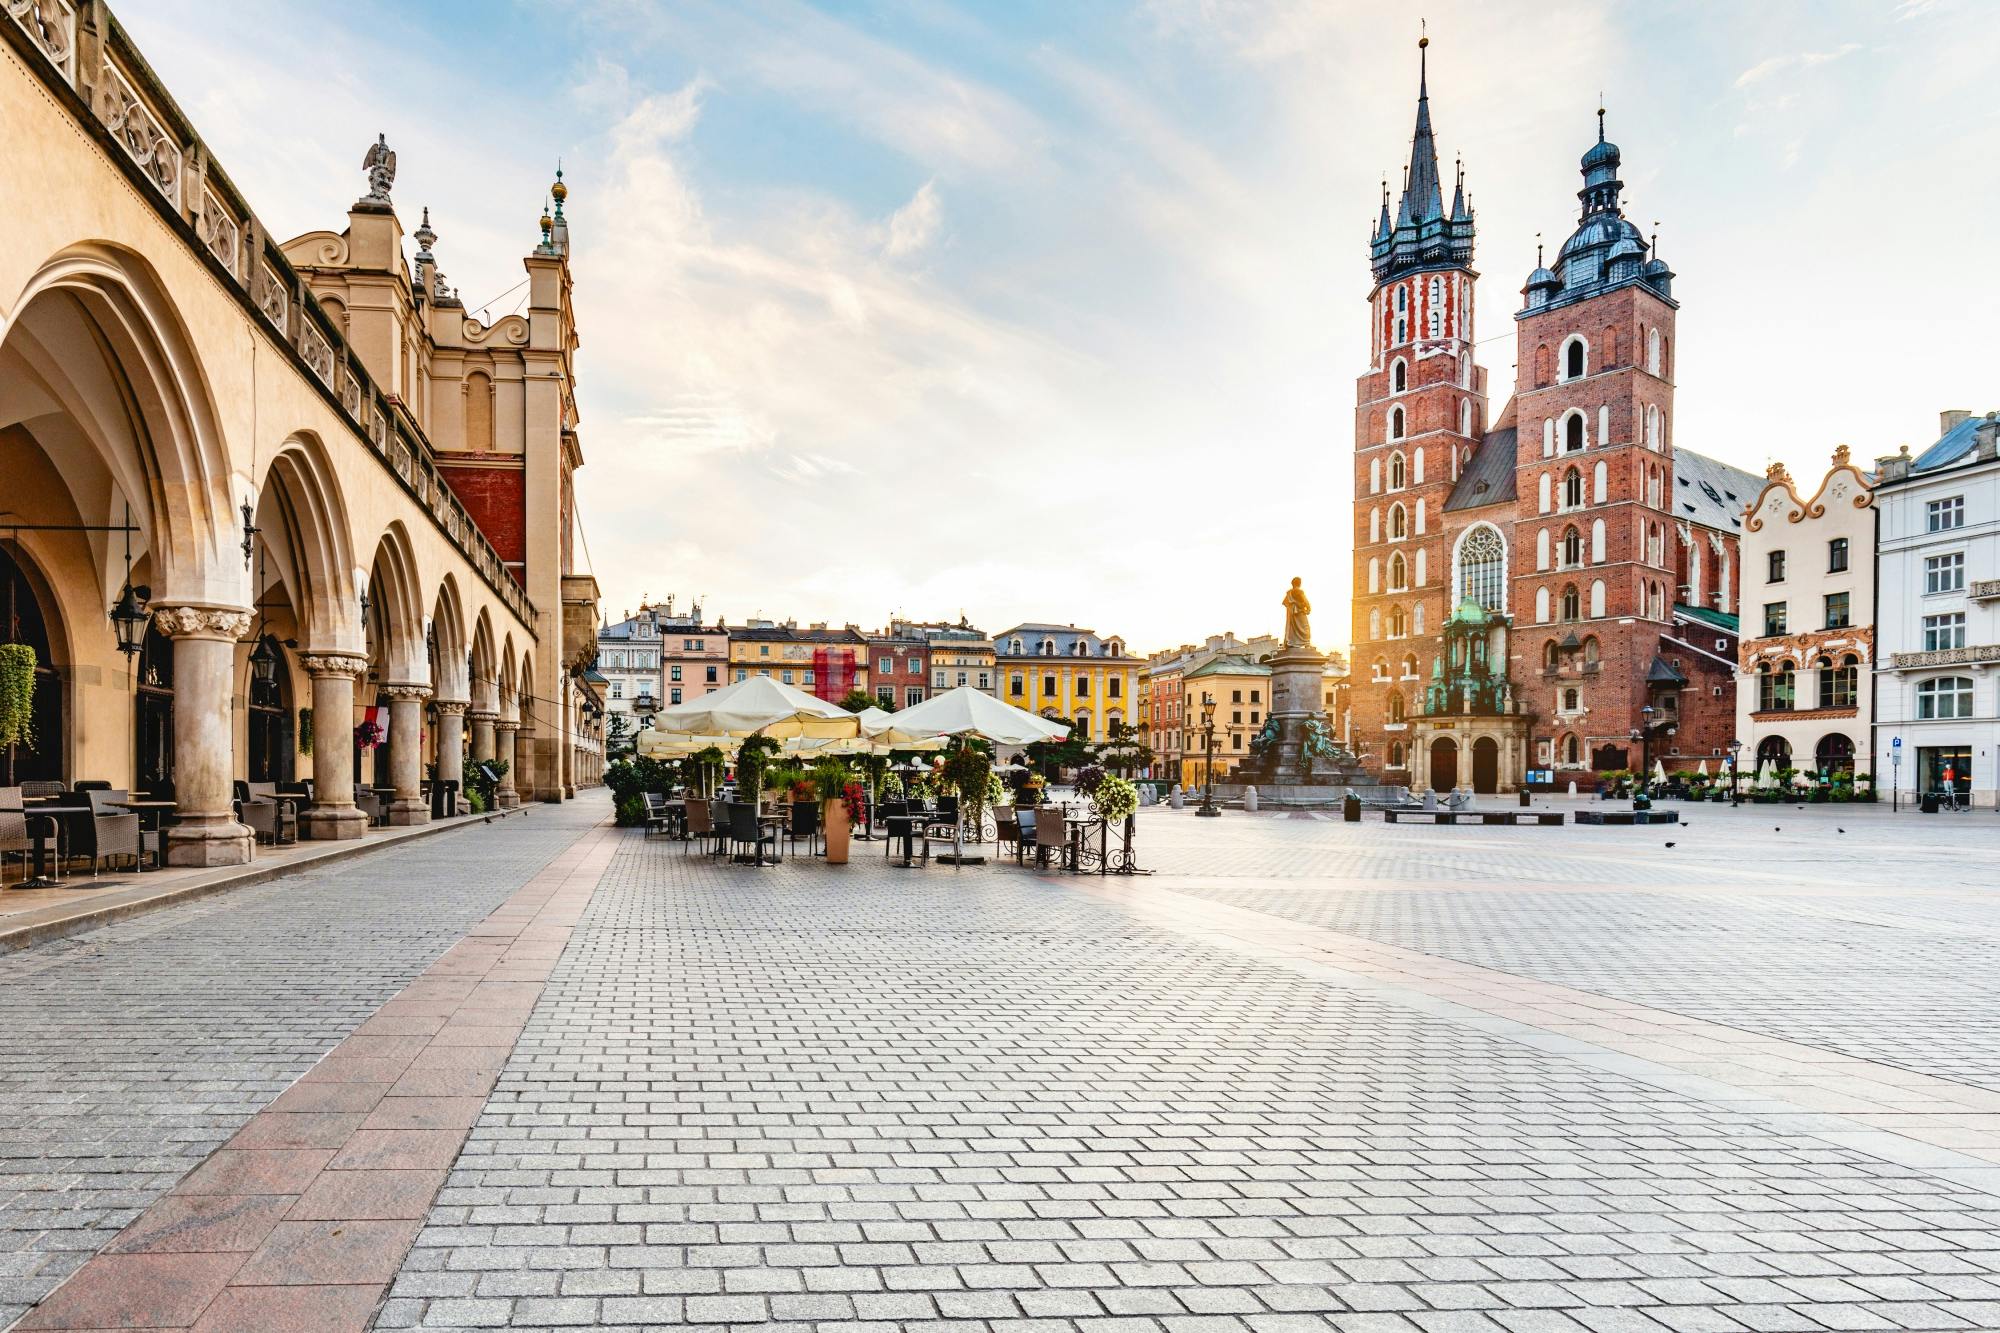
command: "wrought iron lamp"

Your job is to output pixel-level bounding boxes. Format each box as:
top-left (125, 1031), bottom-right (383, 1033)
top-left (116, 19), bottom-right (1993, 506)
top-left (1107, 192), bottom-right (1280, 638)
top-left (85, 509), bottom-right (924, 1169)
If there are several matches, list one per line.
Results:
top-left (1196, 692), bottom-right (1221, 818)
top-left (110, 504), bottom-right (150, 657)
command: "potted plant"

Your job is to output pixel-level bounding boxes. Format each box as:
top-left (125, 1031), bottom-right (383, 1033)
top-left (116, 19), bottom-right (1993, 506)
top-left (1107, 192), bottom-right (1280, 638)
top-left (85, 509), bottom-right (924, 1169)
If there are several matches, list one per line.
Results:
top-left (810, 760), bottom-right (853, 863)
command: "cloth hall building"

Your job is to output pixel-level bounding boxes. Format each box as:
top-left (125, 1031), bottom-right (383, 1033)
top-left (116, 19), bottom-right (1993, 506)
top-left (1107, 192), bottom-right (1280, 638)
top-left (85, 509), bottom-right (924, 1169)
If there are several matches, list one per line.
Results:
top-left (1348, 42), bottom-right (1755, 794)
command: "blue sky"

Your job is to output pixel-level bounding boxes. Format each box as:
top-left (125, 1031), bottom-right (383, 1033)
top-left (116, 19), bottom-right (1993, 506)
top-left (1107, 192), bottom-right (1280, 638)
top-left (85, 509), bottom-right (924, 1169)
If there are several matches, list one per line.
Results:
top-left (118, 0), bottom-right (2000, 652)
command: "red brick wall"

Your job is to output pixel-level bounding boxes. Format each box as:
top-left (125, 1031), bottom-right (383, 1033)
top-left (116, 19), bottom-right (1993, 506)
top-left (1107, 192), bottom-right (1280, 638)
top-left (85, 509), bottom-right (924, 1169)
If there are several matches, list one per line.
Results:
top-left (1509, 285), bottom-right (1684, 777)
top-left (438, 460), bottom-right (526, 577)
top-left (1350, 264), bottom-right (1486, 776)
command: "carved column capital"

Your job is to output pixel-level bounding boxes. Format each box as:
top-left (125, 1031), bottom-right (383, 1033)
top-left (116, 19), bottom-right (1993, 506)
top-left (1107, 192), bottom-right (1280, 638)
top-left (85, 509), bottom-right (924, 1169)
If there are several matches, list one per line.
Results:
top-left (300, 651), bottom-right (369, 680)
top-left (150, 604), bottom-right (253, 642)
top-left (468, 709), bottom-right (500, 725)
top-left (380, 682), bottom-right (433, 702)
top-left (433, 699), bottom-right (469, 716)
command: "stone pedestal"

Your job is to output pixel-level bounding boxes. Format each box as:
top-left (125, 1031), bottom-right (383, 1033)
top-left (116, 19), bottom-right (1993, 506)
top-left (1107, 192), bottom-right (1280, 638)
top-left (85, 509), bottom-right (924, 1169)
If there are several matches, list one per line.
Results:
top-left (154, 607), bottom-right (255, 867)
top-left (301, 652), bottom-right (369, 841)
top-left (494, 721), bottom-right (520, 808)
top-left (384, 684), bottom-right (431, 825)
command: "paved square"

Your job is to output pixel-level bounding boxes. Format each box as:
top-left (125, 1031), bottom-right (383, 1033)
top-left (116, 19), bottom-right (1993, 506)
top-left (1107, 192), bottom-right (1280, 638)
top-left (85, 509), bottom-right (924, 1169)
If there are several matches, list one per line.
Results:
top-left (10, 796), bottom-right (2000, 1331)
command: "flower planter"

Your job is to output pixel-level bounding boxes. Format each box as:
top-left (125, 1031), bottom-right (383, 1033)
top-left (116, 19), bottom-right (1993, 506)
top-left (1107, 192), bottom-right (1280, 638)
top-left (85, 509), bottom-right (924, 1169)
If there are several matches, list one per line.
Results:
top-left (823, 799), bottom-right (850, 864)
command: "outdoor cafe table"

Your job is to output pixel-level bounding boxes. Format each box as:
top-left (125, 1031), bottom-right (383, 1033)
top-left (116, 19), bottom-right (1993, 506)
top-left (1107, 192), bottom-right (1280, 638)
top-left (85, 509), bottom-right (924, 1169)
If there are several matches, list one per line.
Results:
top-left (17, 798), bottom-right (65, 889)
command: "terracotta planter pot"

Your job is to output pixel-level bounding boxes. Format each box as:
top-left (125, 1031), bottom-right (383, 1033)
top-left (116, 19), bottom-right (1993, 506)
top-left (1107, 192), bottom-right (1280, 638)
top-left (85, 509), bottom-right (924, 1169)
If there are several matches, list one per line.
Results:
top-left (823, 800), bottom-right (850, 864)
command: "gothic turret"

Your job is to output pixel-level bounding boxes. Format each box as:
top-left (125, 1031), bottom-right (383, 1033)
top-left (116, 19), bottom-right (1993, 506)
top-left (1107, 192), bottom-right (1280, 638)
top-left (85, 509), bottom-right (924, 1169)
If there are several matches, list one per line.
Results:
top-left (1369, 36), bottom-right (1475, 284)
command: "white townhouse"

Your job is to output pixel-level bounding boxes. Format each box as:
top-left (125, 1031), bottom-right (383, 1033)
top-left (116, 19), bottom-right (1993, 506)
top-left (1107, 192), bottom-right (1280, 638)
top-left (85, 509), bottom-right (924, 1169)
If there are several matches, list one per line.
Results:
top-left (1871, 411), bottom-right (2000, 808)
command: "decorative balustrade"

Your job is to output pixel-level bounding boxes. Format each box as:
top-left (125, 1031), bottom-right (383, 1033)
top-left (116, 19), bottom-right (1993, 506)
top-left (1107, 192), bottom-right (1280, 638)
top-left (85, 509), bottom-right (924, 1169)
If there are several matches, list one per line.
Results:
top-left (1891, 645), bottom-right (2000, 670)
top-left (4, 1), bottom-right (536, 628)
top-left (6, 0), bottom-right (75, 82)
top-left (1971, 579), bottom-right (2000, 602)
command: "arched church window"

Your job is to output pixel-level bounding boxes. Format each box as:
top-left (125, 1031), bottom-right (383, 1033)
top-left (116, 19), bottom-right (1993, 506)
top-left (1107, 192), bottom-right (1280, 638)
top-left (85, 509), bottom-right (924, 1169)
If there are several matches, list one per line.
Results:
top-left (1389, 451), bottom-right (1406, 489)
top-left (1388, 406), bottom-right (1405, 440)
top-left (1563, 468), bottom-right (1583, 509)
top-left (1565, 413), bottom-right (1585, 452)
top-left (1457, 525), bottom-right (1506, 613)
top-left (1562, 336), bottom-right (1587, 381)
top-left (1560, 585), bottom-right (1581, 622)
top-left (1389, 504), bottom-right (1407, 540)
top-left (1392, 359), bottom-right (1407, 394)
top-left (1562, 526), bottom-right (1582, 568)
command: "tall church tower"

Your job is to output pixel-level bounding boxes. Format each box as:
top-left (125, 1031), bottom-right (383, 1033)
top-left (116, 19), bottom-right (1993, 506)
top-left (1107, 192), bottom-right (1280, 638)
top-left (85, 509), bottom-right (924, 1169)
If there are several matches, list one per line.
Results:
top-left (1509, 111), bottom-right (1682, 772)
top-left (1350, 37), bottom-right (1489, 778)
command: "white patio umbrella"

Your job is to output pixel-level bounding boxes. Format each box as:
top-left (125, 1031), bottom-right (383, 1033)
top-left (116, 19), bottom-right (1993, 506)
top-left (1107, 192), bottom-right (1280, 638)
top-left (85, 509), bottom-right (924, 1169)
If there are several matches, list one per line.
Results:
top-left (865, 687), bottom-right (1071, 864)
top-left (866, 686), bottom-right (1071, 746)
top-left (646, 674), bottom-right (860, 740)
top-left (1652, 759), bottom-right (1667, 783)
top-left (1695, 759), bottom-right (1710, 778)
top-left (635, 731), bottom-right (734, 758)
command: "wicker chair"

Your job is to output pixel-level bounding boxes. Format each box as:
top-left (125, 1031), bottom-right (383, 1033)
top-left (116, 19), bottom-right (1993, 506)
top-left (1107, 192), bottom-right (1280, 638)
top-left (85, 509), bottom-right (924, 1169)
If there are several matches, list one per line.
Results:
top-left (1033, 806), bottom-right (1067, 871)
top-left (993, 806), bottom-right (1020, 860)
top-left (0, 810), bottom-right (29, 884)
top-left (786, 801), bottom-right (821, 857)
top-left (61, 792), bottom-right (142, 876)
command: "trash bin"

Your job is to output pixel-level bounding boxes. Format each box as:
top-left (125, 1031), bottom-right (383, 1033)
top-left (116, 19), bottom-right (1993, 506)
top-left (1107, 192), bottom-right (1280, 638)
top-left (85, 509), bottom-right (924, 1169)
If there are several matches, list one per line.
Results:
top-left (1342, 793), bottom-right (1361, 823)
top-left (430, 778), bottom-right (459, 820)
top-left (1633, 792), bottom-right (1652, 812)
top-left (1518, 789), bottom-right (1531, 808)
top-left (1921, 791), bottom-right (1940, 814)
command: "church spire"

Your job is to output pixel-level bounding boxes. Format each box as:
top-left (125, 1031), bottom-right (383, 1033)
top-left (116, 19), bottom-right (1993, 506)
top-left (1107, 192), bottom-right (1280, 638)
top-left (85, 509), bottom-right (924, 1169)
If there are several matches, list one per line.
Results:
top-left (1370, 29), bottom-right (1474, 284)
top-left (1397, 31), bottom-right (1445, 228)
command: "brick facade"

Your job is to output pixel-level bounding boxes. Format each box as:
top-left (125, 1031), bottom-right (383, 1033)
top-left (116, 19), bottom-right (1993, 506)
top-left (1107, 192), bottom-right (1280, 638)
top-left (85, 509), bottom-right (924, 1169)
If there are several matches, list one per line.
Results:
top-left (1349, 52), bottom-right (1754, 789)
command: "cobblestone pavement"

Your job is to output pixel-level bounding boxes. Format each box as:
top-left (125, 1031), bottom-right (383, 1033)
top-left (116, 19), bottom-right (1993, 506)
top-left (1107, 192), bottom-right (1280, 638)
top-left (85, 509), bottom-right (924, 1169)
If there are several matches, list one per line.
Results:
top-left (0, 802), bottom-right (603, 1327)
top-left (379, 805), bottom-right (2000, 1332)
top-left (1144, 802), bottom-right (2000, 1096)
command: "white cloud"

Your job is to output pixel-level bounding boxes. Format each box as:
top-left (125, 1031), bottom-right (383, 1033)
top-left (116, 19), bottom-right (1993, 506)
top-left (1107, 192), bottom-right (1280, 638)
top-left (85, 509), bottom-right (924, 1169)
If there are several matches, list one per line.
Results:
top-left (884, 180), bottom-right (943, 257)
top-left (1735, 43), bottom-right (1862, 88)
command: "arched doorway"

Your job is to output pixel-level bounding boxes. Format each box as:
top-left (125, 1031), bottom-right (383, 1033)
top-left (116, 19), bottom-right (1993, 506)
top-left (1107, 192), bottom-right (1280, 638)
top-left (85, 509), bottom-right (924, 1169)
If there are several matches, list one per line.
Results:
top-left (135, 621), bottom-right (174, 797)
top-left (1472, 736), bottom-right (1499, 793)
top-left (0, 544), bottom-right (64, 786)
top-left (1815, 733), bottom-right (1854, 777)
top-left (1429, 737), bottom-right (1458, 791)
top-left (246, 634), bottom-right (292, 783)
top-left (1757, 735), bottom-right (1792, 769)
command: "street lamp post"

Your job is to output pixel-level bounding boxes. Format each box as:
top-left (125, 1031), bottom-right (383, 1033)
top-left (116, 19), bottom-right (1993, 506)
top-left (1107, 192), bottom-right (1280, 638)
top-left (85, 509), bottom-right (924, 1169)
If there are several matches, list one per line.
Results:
top-left (1728, 738), bottom-right (1742, 807)
top-left (1196, 692), bottom-right (1221, 818)
top-left (1638, 704), bottom-right (1656, 789)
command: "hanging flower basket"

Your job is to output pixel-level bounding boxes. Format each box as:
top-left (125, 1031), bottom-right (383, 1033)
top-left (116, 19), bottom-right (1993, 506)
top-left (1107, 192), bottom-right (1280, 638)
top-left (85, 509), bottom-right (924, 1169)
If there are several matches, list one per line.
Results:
top-left (0, 643), bottom-right (36, 751)
top-left (354, 719), bottom-right (385, 750)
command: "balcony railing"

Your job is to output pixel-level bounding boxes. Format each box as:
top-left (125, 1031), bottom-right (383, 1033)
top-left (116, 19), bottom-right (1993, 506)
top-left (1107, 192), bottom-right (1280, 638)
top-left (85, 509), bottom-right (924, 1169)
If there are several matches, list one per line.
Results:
top-left (5, 0), bottom-right (536, 630)
top-left (1971, 579), bottom-right (2000, 602)
top-left (1891, 645), bottom-right (2000, 669)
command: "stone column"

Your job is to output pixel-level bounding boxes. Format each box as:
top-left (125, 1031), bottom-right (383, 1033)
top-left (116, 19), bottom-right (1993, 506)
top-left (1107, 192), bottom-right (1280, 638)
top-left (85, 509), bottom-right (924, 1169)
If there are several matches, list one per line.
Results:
top-left (513, 726), bottom-right (536, 804)
top-left (434, 700), bottom-right (467, 815)
top-left (301, 652), bottom-right (369, 840)
top-left (154, 606), bottom-right (255, 867)
top-left (469, 711), bottom-right (497, 763)
top-left (494, 720), bottom-right (520, 808)
top-left (383, 684), bottom-right (431, 825)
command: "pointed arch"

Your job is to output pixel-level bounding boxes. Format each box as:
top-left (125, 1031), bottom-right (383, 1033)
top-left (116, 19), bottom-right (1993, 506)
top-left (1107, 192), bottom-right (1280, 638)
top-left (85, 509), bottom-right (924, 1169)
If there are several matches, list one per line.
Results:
top-left (366, 523), bottom-right (426, 683)
top-left (2, 242), bottom-right (237, 600)
top-left (256, 433), bottom-right (358, 650)
top-left (429, 575), bottom-right (470, 703)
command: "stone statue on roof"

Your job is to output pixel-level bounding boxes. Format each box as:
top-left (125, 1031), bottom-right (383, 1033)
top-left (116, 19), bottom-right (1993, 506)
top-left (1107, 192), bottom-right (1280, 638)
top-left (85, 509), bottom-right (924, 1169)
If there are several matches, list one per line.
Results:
top-left (1282, 577), bottom-right (1311, 649)
top-left (360, 134), bottom-right (396, 206)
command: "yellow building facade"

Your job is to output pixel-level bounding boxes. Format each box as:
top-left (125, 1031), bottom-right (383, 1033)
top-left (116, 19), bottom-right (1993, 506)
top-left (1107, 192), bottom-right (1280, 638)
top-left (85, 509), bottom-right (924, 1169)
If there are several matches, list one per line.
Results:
top-left (1180, 655), bottom-right (1274, 789)
top-left (994, 624), bottom-right (1140, 742)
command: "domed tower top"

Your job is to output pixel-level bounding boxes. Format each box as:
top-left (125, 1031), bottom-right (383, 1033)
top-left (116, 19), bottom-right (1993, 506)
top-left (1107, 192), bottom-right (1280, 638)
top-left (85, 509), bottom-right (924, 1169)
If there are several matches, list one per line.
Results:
top-left (1520, 107), bottom-right (1674, 314)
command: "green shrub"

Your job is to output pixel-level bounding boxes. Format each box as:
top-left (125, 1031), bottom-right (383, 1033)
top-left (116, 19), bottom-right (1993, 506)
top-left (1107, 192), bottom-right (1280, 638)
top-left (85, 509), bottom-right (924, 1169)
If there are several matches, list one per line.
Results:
top-left (614, 794), bottom-right (648, 827)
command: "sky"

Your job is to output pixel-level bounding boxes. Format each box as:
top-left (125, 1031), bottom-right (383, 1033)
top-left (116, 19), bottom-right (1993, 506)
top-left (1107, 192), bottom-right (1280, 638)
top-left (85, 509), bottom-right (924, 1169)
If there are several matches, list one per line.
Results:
top-left (116, 0), bottom-right (2000, 656)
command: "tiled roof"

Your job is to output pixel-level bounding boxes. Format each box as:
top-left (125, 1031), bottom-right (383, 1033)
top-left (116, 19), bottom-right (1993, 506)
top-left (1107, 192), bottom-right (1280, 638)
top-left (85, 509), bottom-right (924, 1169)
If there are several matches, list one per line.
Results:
top-left (1671, 449), bottom-right (1761, 532)
top-left (1443, 427), bottom-right (1519, 511)
top-left (1185, 653), bottom-right (1271, 680)
top-left (994, 624), bottom-right (1135, 659)
top-left (1912, 412), bottom-right (1999, 474)
top-left (1674, 602), bottom-right (1740, 635)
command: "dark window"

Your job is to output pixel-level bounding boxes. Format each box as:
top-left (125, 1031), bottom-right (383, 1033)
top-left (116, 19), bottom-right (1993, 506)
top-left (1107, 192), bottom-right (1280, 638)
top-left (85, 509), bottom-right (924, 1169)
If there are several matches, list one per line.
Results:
top-left (1763, 602), bottom-right (1787, 636)
top-left (1824, 592), bottom-right (1850, 629)
top-left (1565, 415), bottom-right (1585, 452)
top-left (1828, 538), bottom-right (1849, 573)
top-left (1565, 340), bottom-right (1585, 379)
top-left (1768, 550), bottom-right (1786, 583)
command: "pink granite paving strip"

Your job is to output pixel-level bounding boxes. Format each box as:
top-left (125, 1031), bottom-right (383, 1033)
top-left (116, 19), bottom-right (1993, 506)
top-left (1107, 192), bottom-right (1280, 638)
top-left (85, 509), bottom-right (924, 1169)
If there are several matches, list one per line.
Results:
top-left (15, 820), bottom-right (619, 1333)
